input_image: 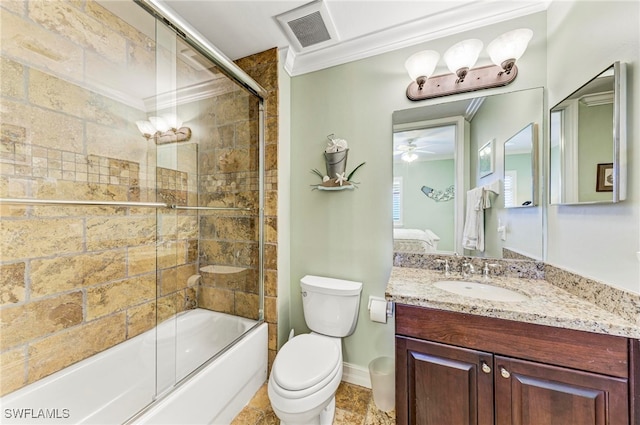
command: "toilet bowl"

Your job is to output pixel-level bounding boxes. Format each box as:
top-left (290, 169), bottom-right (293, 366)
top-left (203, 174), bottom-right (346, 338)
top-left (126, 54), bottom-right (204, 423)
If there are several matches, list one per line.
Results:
top-left (268, 275), bottom-right (363, 425)
top-left (268, 334), bottom-right (342, 425)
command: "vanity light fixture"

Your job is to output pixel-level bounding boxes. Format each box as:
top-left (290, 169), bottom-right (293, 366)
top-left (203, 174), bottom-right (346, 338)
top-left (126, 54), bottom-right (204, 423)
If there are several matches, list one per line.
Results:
top-left (136, 114), bottom-right (192, 145)
top-left (404, 50), bottom-right (440, 90)
top-left (443, 39), bottom-right (483, 83)
top-left (486, 28), bottom-right (534, 75)
top-left (405, 28), bottom-right (533, 101)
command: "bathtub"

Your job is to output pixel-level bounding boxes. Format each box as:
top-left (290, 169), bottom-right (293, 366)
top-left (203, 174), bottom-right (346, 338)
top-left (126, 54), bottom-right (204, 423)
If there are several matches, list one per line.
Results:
top-left (1, 309), bottom-right (267, 424)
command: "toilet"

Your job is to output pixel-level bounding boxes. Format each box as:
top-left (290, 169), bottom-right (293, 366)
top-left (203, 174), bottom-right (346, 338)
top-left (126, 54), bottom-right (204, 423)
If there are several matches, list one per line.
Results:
top-left (268, 275), bottom-right (363, 425)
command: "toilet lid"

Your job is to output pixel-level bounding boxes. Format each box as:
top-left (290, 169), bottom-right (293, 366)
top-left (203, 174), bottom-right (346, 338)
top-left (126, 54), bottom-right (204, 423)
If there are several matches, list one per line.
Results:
top-left (272, 334), bottom-right (340, 391)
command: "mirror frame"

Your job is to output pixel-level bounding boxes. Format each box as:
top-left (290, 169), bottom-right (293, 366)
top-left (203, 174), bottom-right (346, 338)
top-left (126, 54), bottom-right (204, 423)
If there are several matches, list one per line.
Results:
top-left (503, 122), bottom-right (539, 208)
top-left (549, 61), bottom-right (627, 205)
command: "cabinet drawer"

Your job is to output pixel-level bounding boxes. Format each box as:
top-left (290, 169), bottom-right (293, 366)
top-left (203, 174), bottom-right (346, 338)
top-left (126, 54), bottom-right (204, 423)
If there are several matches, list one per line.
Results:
top-left (396, 304), bottom-right (629, 378)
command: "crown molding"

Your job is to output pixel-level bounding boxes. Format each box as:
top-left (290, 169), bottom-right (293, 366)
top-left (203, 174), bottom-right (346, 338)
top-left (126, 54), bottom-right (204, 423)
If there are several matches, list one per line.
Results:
top-left (284, 1), bottom-right (548, 77)
top-left (579, 91), bottom-right (614, 107)
top-left (143, 76), bottom-right (234, 111)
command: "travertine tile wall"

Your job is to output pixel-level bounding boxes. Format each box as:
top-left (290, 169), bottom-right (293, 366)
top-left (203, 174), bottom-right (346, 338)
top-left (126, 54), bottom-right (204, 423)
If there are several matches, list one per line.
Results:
top-left (199, 266), bottom-right (259, 319)
top-left (235, 49), bottom-right (279, 369)
top-left (0, 1), bottom-right (198, 396)
top-left (196, 87), bottom-right (262, 319)
top-left (196, 48), bottom-right (279, 358)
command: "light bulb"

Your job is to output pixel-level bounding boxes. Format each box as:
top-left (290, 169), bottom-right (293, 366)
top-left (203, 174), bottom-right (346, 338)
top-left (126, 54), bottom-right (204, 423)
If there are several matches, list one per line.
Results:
top-left (404, 50), bottom-right (440, 88)
top-left (136, 120), bottom-right (156, 137)
top-left (161, 113), bottom-right (182, 130)
top-left (487, 28), bottom-right (533, 73)
top-left (443, 39), bottom-right (483, 81)
top-left (149, 116), bottom-right (170, 132)
top-left (401, 152), bottom-right (418, 163)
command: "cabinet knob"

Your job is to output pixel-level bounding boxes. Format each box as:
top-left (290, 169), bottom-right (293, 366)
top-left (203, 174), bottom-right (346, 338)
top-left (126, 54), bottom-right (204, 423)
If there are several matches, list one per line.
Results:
top-left (481, 361), bottom-right (491, 374)
top-left (500, 367), bottom-right (510, 379)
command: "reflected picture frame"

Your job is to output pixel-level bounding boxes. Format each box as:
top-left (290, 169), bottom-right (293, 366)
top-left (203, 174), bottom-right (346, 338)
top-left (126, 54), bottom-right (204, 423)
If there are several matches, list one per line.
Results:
top-left (596, 162), bottom-right (614, 192)
top-left (478, 139), bottom-right (494, 178)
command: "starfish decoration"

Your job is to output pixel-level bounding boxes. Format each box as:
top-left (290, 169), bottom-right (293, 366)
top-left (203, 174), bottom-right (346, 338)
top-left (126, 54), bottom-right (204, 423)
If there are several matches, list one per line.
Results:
top-left (335, 172), bottom-right (347, 186)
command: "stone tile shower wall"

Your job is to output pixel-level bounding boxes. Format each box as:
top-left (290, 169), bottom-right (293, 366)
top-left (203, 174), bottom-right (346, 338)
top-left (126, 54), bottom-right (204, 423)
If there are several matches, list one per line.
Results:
top-left (0, 1), bottom-right (199, 396)
top-left (198, 48), bottom-right (279, 368)
top-left (196, 88), bottom-right (261, 318)
top-left (236, 49), bottom-right (279, 369)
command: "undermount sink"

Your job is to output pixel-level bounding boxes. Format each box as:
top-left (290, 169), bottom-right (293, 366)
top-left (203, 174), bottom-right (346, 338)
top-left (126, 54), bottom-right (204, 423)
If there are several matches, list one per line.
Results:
top-left (433, 280), bottom-right (529, 302)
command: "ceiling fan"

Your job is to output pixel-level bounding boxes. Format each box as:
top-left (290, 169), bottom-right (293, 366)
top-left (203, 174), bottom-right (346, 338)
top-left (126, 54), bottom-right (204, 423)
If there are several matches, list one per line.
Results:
top-left (393, 139), bottom-right (435, 162)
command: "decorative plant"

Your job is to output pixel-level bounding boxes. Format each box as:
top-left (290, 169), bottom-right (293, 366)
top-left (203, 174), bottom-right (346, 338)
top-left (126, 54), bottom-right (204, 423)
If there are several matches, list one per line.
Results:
top-left (311, 134), bottom-right (365, 188)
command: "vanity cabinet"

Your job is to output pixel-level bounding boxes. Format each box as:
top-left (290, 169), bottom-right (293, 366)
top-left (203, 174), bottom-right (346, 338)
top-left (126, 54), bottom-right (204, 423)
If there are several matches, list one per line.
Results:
top-left (395, 304), bottom-right (639, 425)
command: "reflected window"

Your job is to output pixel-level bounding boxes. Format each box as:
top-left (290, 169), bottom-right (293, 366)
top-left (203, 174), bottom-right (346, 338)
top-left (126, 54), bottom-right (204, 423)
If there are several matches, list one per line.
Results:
top-left (504, 171), bottom-right (517, 207)
top-left (393, 177), bottom-right (403, 227)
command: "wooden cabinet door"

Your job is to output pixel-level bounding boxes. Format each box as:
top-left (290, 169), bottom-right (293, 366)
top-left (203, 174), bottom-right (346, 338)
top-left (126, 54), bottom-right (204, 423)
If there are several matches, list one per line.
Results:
top-left (494, 355), bottom-right (629, 425)
top-left (396, 337), bottom-right (494, 425)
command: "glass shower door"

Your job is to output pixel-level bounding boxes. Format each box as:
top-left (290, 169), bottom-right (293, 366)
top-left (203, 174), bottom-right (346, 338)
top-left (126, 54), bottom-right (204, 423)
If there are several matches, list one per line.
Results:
top-left (127, 0), bottom-right (265, 400)
top-left (0, 0), bottom-right (161, 421)
top-left (151, 20), bottom-right (266, 392)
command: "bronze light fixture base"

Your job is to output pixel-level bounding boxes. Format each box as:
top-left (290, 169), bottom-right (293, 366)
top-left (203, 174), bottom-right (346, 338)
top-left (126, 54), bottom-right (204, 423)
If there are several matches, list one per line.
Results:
top-left (406, 64), bottom-right (518, 101)
top-left (142, 127), bottom-right (192, 145)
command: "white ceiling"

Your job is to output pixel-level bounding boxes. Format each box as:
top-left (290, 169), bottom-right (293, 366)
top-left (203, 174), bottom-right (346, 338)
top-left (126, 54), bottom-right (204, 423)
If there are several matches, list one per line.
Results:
top-left (393, 125), bottom-right (457, 162)
top-left (162, 0), bottom-right (550, 76)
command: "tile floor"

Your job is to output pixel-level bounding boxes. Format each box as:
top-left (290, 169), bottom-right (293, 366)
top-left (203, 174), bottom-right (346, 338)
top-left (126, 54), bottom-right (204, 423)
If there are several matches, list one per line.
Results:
top-left (231, 381), bottom-right (396, 425)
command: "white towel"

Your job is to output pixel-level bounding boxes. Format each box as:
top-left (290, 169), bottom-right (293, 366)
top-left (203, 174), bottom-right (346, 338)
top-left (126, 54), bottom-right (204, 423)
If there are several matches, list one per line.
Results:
top-left (462, 187), bottom-right (485, 251)
top-left (461, 183), bottom-right (500, 252)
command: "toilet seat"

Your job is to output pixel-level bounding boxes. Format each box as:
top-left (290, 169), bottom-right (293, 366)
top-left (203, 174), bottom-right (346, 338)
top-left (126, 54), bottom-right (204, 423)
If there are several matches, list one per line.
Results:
top-left (271, 334), bottom-right (341, 399)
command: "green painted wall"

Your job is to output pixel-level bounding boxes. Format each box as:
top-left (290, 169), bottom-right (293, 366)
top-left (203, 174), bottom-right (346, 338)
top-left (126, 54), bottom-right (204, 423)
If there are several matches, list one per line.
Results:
top-left (504, 153), bottom-right (534, 206)
top-left (395, 159), bottom-right (455, 251)
top-left (289, 13), bottom-right (547, 370)
top-left (546, 0), bottom-right (640, 292)
top-left (577, 102), bottom-right (614, 202)
top-left (468, 88), bottom-right (544, 259)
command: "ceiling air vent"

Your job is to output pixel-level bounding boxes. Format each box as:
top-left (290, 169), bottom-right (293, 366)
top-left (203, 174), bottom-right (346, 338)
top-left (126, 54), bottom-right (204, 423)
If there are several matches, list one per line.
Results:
top-left (287, 11), bottom-right (330, 48)
top-left (276, 1), bottom-right (339, 52)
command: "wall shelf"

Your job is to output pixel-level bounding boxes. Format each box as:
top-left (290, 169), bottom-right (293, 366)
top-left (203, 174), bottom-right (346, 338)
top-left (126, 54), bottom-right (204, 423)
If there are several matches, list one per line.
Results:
top-left (314, 184), bottom-right (355, 191)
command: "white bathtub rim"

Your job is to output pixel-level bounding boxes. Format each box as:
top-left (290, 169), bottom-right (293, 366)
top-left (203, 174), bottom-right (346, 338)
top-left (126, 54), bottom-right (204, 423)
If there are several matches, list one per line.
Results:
top-left (129, 321), bottom-right (268, 424)
top-left (1, 309), bottom-right (263, 425)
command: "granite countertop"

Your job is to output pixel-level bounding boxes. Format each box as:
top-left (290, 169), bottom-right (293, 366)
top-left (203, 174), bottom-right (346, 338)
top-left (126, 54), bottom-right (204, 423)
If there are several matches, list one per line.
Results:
top-left (386, 266), bottom-right (640, 339)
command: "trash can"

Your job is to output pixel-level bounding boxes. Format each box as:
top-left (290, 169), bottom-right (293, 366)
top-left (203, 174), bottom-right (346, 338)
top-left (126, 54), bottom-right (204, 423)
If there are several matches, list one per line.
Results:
top-left (368, 356), bottom-right (395, 412)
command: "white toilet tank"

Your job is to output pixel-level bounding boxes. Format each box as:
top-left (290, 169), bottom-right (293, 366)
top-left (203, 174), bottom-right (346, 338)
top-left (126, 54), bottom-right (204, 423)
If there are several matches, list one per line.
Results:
top-left (300, 275), bottom-right (363, 337)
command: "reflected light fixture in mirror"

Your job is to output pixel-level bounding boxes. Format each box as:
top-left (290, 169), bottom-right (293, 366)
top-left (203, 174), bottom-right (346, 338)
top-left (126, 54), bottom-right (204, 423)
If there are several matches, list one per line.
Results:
top-left (136, 114), bottom-right (192, 145)
top-left (405, 29), bottom-right (532, 101)
top-left (401, 151), bottom-right (418, 163)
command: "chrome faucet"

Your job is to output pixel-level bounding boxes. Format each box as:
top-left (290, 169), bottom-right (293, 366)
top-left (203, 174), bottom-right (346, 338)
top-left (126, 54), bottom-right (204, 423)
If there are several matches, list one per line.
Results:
top-left (483, 262), bottom-right (500, 281)
top-left (461, 261), bottom-right (475, 279)
top-left (435, 259), bottom-right (450, 277)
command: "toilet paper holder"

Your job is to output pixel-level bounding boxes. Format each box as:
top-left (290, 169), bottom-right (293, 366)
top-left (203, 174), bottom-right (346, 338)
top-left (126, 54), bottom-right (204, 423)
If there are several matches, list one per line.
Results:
top-left (368, 296), bottom-right (394, 320)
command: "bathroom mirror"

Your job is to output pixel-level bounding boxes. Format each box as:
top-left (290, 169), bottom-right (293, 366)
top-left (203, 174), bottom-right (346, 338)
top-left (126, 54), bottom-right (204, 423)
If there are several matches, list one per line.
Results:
top-left (393, 117), bottom-right (465, 254)
top-left (549, 62), bottom-right (627, 204)
top-left (393, 87), bottom-right (544, 259)
top-left (503, 123), bottom-right (538, 208)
